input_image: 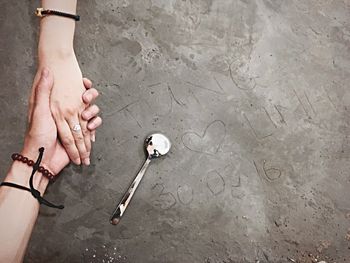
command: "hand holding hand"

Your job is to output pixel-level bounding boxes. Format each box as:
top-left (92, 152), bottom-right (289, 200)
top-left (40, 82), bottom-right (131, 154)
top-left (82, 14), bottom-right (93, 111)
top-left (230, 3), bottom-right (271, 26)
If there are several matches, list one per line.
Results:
top-left (48, 54), bottom-right (91, 166)
top-left (23, 67), bottom-right (102, 175)
top-left (33, 52), bottom-right (94, 166)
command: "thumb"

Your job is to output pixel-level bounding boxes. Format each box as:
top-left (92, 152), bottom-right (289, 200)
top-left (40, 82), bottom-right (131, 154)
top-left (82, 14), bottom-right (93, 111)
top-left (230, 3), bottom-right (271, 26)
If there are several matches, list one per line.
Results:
top-left (33, 67), bottom-right (53, 111)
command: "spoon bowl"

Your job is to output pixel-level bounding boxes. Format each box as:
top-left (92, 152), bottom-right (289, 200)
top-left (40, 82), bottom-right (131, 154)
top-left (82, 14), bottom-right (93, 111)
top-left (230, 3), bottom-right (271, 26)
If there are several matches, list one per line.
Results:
top-left (146, 133), bottom-right (171, 159)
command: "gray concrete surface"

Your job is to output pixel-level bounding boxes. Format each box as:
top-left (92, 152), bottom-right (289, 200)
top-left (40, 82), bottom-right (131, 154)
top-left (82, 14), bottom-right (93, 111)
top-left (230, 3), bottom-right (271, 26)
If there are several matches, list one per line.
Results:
top-left (1, 0), bottom-right (350, 262)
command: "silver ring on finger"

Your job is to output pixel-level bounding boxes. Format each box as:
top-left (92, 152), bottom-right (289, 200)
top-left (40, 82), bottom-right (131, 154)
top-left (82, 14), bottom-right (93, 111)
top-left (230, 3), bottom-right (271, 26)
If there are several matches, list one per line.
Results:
top-left (72, 124), bottom-right (82, 133)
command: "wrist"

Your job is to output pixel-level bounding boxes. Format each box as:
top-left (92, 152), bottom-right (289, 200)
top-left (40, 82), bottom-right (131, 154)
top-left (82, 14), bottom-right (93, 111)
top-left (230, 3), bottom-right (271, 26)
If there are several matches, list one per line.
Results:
top-left (38, 45), bottom-right (75, 62)
top-left (21, 141), bottom-right (55, 173)
top-left (38, 15), bottom-right (76, 61)
top-left (6, 160), bottom-right (49, 194)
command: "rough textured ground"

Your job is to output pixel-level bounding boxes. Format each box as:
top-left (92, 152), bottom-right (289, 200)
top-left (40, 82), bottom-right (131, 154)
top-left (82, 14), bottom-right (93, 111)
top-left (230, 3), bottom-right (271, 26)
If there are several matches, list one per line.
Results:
top-left (1, 0), bottom-right (350, 262)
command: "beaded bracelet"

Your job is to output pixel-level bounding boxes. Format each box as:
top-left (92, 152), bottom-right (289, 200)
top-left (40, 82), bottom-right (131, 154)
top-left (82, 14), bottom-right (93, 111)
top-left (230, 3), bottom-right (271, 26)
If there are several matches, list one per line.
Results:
top-left (2, 148), bottom-right (64, 209)
top-left (11, 153), bottom-right (55, 181)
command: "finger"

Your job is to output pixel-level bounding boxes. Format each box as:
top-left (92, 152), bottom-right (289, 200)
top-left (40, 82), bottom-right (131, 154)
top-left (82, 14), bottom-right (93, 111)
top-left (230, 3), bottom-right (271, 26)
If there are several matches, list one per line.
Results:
top-left (83, 78), bottom-right (92, 89)
top-left (80, 115), bottom-right (91, 161)
top-left (57, 121), bottom-right (81, 165)
top-left (67, 117), bottom-right (90, 166)
top-left (87, 116), bottom-right (102, 131)
top-left (82, 88), bottom-right (99, 104)
top-left (81, 105), bottom-right (100, 121)
top-left (33, 67), bottom-right (53, 113)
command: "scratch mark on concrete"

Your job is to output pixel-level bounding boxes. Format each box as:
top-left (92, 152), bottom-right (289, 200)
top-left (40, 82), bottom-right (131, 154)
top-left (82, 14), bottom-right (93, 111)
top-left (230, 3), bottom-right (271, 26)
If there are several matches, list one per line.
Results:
top-left (231, 175), bottom-right (241, 188)
top-left (229, 62), bottom-right (255, 91)
top-left (243, 113), bottom-right (273, 139)
top-left (181, 120), bottom-right (226, 155)
top-left (189, 88), bottom-right (202, 106)
top-left (304, 91), bottom-right (317, 115)
top-left (264, 107), bottom-right (277, 128)
top-left (185, 81), bottom-right (225, 95)
top-left (206, 170), bottom-right (225, 196)
top-left (274, 105), bottom-right (286, 124)
top-left (324, 88), bottom-right (338, 112)
top-left (168, 84), bottom-right (185, 106)
top-left (125, 108), bottom-right (142, 128)
top-left (253, 160), bottom-right (261, 179)
top-left (263, 160), bottom-right (282, 182)
top-left (147, 82), bottom-right (162, 88)
top-left (243, 113), bottom-right (258, 139)
top-left (177, 185), bottom-right (194, 205)
top-left (105, 101), bottom-right (139, 117)
top-left (213, 76), bottom-right (224, 92)
top-left (293, 88), bottom-right (309, 117)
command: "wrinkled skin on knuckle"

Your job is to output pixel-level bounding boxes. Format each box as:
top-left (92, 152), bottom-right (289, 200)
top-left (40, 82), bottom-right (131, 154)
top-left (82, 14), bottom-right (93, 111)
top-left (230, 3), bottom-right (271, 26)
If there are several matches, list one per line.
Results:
top-left (82, 127), bottom-right (89, 136)
top-left (74, 134), bottom-right (84, 143)
top-left (51, 98), bottom-right (85, 118)
top-left (61, 136), bottom-right (74, 147)
top-left (65, 107), bottom-right (78, 118)
top-left (50, 101), bottom-right (65, 119)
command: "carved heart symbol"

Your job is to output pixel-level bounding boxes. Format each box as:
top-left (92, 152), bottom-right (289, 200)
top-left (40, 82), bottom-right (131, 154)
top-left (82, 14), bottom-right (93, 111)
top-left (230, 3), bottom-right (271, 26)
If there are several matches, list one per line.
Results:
top-left (181, 120), bottom-right (226, 154)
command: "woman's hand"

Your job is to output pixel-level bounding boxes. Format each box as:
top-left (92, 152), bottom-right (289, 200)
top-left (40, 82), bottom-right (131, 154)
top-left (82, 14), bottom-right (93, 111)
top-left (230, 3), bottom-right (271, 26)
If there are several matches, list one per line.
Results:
top-left (46, 53), bottom-right (91, 166)
top-left (24, 67), bottom-right (102, 175)
top-left (30, 52), bottom-right (92, 166)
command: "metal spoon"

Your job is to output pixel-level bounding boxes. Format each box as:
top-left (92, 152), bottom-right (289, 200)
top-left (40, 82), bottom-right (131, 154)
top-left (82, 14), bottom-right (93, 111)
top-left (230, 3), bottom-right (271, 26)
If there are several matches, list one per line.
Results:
top-left (110, 133), bottom-right (171, 225)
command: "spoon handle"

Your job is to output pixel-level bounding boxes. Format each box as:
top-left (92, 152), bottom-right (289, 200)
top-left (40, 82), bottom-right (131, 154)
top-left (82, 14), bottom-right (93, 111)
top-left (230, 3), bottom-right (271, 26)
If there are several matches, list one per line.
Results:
top-left (110, 158), bottom-right (151, 225)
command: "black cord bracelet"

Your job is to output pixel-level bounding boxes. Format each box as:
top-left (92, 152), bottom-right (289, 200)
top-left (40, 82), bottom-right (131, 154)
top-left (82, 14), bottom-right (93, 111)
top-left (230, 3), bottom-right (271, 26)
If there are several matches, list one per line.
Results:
top-left (0, 147), bottom-right (64, 210)
top-left (35, 8), bottom-right (80, 21)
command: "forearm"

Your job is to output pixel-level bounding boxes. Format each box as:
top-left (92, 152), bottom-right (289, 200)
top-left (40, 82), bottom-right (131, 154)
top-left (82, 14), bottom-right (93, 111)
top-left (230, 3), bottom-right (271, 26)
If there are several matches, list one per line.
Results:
top-left (0, 151), bottom-right (49, 262)
top-left (36, 0), bottom-right (83, 102)
top-left (38, 0), bottom-right (78, 61)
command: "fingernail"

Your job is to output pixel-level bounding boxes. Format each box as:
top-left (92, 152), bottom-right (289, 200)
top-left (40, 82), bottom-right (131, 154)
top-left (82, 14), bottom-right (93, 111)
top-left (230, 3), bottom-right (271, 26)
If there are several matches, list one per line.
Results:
top-left (42, 68), bottom-right (49, 78)
top-left (84, 158), bottom-right (90, 166)
top-left (91, 134), bottom-right (96, 142)
top-left (83, 112), bottom-right (90, 120)
top-left (86, 94), bottom-right (92, 101)
top-left (74, 158), bottom-right (81, 165)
